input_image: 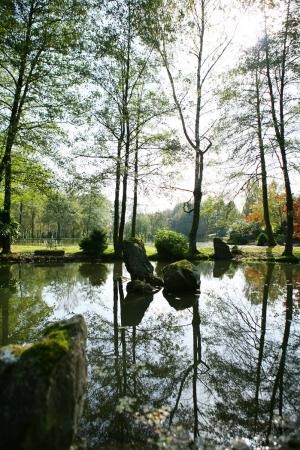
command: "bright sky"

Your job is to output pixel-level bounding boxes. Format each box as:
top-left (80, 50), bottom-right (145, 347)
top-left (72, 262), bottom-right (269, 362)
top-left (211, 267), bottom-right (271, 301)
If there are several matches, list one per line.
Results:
top-left (73, 1), bottom-right (296, 215)
top-left (123, 4), bottom-right (266, 214)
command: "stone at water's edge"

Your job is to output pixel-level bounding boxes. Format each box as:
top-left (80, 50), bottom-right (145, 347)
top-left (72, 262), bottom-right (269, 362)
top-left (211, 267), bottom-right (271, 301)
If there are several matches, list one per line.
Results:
top-left (0, 315), bottom-right (87, 450)
top-left (213, 238), bottom-right (233, 260)
top-left (162, 259), bottom-right (199, 293)
top-left (123, 240), bottom-right (163, 287)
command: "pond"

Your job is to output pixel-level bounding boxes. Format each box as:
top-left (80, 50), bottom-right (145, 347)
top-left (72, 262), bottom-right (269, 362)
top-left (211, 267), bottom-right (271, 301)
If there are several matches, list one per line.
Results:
top-left (0, 261), bottom-right (299, 449)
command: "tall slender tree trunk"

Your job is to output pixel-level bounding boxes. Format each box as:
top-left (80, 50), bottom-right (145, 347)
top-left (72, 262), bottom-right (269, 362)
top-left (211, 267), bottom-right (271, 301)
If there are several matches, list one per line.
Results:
top-left (19, 201), bottom-right (23, 227)
top-left (131, 126), bottom-right (139, 238)
top-left (1, 4), bottom-right (34, 254)
top-left (189, 151), bottom-right (203, 255)
top-left (2, 155), bottom-right (12, 253)
top-left (264, 2), bottom-right (294, 256)
top-left (31, 208), bottom-right (36, 239)
top-left (255, 68), bottom-right (276, 246)
top-left (118, 125), bottom-right (130, 254)
top-left (117, 1), bottom-right (131, 256)
top-left (113, 140), bottom-right (122, 257)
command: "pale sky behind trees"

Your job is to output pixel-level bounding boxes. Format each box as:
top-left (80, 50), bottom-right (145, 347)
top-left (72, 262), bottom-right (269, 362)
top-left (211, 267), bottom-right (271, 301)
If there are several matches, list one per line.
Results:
top-left (71, 1), bottom-right (298, 214)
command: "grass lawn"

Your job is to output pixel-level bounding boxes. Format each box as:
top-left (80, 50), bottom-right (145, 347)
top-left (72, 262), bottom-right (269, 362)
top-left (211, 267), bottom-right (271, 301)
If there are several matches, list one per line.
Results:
top-left (12, 244), bottom-right (81, 254)
top-left (9, 243), bottom-right (300, 262)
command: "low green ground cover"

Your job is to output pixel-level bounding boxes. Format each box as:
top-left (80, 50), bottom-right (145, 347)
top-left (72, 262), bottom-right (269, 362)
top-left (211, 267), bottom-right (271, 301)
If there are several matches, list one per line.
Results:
top-left (8, 243), bottom-right (300, 262)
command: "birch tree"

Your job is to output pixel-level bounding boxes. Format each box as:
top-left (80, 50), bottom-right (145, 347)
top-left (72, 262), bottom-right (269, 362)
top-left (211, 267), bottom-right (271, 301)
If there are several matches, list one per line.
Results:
top-left (144, 0), bottom-right (231, 255)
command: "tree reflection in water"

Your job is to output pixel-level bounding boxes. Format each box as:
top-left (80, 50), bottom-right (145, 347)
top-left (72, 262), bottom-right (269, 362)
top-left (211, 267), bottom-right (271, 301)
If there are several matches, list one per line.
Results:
top-left (0, 261), bottom-right (299, 449)
top-left (201, 263), bottom-right (300, 448)
top-left (84, 262), bottom-right (194, 449)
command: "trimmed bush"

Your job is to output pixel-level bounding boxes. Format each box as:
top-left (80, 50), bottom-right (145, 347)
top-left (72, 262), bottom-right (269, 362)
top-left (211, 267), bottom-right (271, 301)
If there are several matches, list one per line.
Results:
top-left (257, 233), bottom-right (268, 246)
top-left (79, 228), bottom-right (108, 258)
top-left (228, 221), bottom-right (261, 245)
top-left (154, 228), bottom-right (189, 260)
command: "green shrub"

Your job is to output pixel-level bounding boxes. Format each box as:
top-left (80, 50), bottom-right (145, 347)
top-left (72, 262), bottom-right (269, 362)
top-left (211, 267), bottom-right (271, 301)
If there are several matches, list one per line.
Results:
top-left (257, 233), bottom-right (268, 246)
top-left (275, 233), bottom-right (285, 245)
top-left (154, 228), bottom-right (189, 260)
top-left (79, 228), bottom-right (108, 258)
top-left (228, 221), bottom-right (261, 245)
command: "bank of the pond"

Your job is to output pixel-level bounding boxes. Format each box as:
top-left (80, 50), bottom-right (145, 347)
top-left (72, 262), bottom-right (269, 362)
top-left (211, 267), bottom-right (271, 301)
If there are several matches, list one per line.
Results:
top-left (0, 244), bottom-right (299, 264)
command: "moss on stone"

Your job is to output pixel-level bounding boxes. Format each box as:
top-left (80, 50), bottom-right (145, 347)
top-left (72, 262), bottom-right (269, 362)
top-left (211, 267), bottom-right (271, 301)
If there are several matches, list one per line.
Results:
top-left (168, 259), bottom-right (194, 271)
top-left (10, 326), bottom-right (71, 376)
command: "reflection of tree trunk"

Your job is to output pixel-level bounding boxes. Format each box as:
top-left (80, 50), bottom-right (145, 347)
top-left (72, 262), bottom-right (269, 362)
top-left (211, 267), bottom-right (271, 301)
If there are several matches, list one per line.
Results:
top-left (132, 326), bottom-right (137, 395)
top-left (113, 262), bottom-right (122, 395)
top-left (254, 263), bottom-right (274, 431)
top-left (119, 280), bottom-right (127, 395)
top-left (1, 296), bottom-right (9, 346)
top-left (18, 264), bottom-right (24, 299)
top-left (169, 293), bottom-right (203, 438)
top-left (267, 265), bottom-right (293, 442)
top-left (0, 266), bottom-right (12, 345)
top-left (192, 299), bottom-right (201, 438)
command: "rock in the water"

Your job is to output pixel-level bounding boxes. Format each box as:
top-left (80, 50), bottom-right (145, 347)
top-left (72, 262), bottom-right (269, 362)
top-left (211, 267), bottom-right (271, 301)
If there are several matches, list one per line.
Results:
top-left (123, 239), bottom-right (154, 280)
top-left (162, 259), bottom-right (199, 293)
top-left (123, 239), bottom-right (163, 287)
top-left (0, 315), bottom-right (87, 450)
top-left (213, 238), bottom-right (233, 260)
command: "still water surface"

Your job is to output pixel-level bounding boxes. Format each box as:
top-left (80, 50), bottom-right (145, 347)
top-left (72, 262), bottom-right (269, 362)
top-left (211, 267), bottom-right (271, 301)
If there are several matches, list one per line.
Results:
top-left (0, 261), bottom-right (299, 449)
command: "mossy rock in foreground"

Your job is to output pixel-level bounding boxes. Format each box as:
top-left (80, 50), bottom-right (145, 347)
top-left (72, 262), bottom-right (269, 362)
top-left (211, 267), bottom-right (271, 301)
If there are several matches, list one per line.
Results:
top-left (162, 259), bottom-right (200, 293)
top-left (0, 315), bottom-right (87, 450)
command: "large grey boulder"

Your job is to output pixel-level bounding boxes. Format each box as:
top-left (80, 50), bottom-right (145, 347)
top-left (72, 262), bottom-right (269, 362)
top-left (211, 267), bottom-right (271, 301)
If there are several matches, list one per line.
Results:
top-left (162, 259), bottom-right (199, 293)
top-left (0, 315), bottom-right (87, 450)
top-left (213, 238), bottom-right (233, 260)
top-left (123, 239), bottom-right (163, 287)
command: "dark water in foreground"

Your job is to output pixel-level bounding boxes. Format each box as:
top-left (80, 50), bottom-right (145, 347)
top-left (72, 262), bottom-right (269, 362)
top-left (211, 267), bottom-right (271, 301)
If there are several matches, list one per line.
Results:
top-left (0, 261), bottom-right (299, 449)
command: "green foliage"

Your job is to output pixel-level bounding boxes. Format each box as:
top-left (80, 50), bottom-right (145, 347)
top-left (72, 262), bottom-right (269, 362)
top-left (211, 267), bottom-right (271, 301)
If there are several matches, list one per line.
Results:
top-left (154, 228), bottom-right (188, 260)
top-left (274, 234), bottom-right (285, 245)
top-left (79, 228), bottom-right (108, 258)
top-left (228, 221), bottom-right (261, 245)
top-left (0, 210), bottom-right (19, 242)
top-left (231, 245), bottom-right (243, 255)
top-left (257, 232), bottom-right (268, 246)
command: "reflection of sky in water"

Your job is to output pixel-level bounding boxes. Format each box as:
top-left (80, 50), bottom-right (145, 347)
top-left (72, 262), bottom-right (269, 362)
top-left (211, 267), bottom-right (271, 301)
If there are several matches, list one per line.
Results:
top-left (3, 261), bottom-right (299, 449)
top-left (41, 262), bottom-right (299, 350)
